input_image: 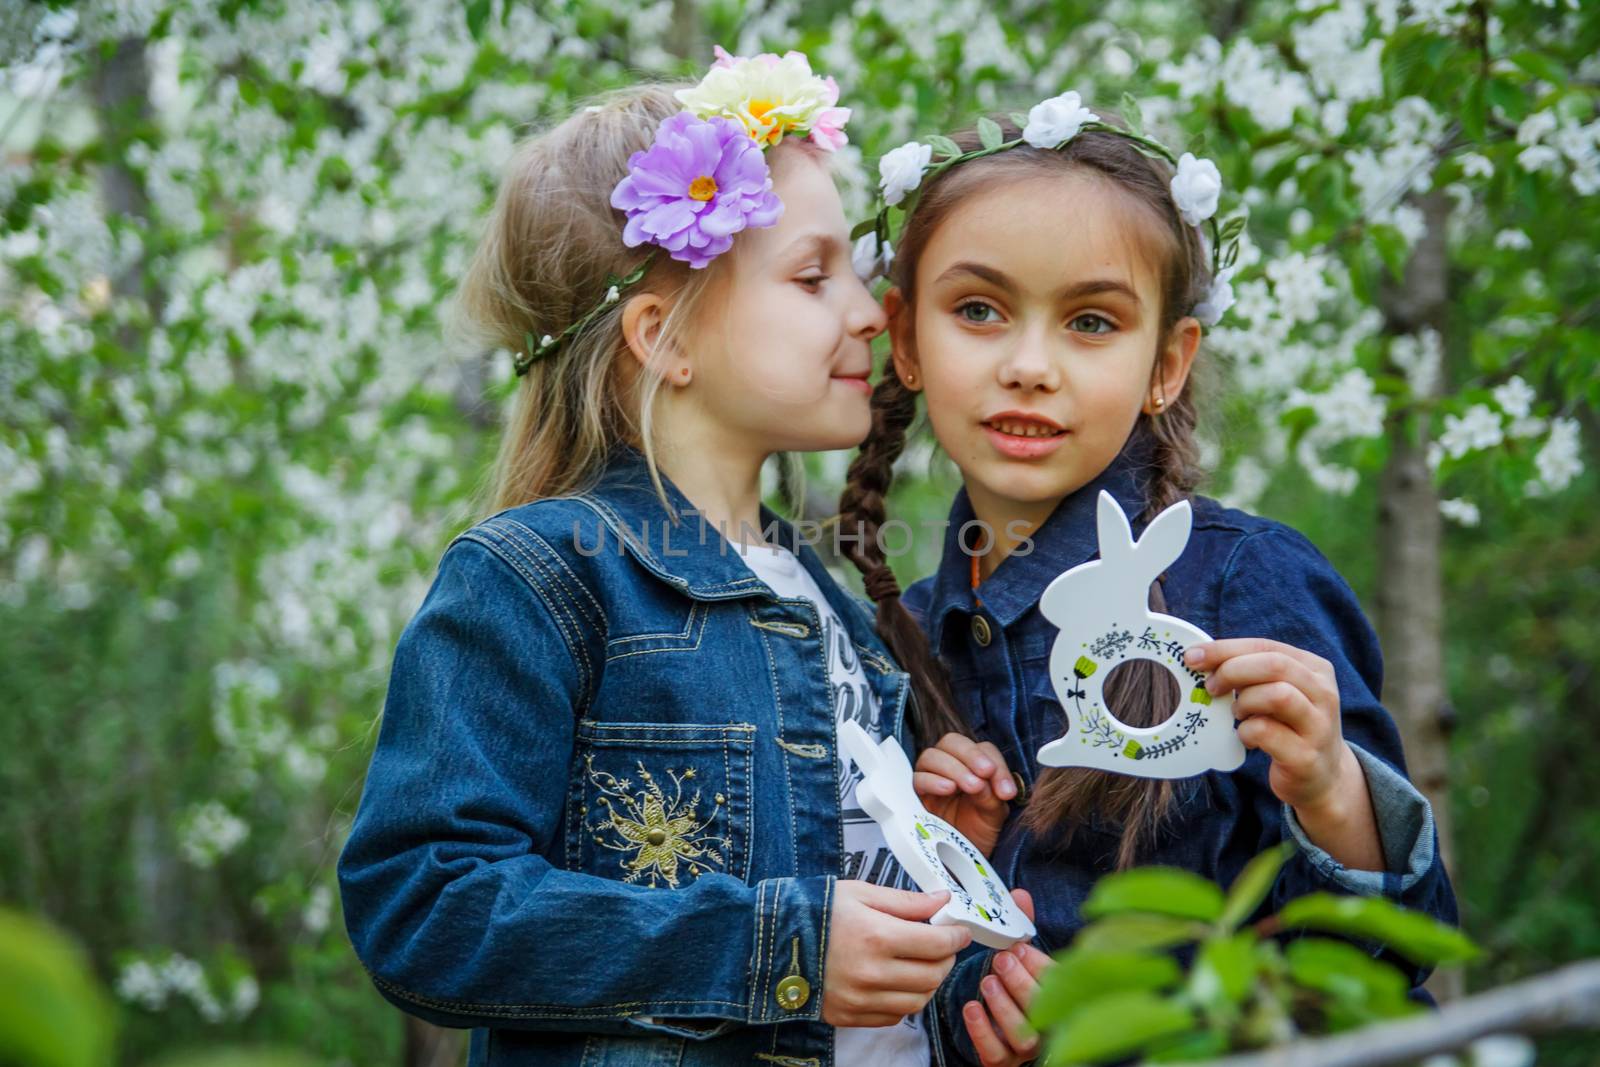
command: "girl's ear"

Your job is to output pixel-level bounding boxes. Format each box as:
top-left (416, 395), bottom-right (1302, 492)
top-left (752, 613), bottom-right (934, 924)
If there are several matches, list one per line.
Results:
top-left (883, 286), bottom-right (921, 391)
top-left (1145, 315), bottom-right (1202, 415)
top-left (621, 291), bottom-right (684, 377)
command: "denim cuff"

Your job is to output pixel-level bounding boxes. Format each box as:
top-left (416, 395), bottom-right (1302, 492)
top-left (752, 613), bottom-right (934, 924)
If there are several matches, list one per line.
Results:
top-left (936, 944), bottom-right (995, 1066)
top-left (1282, 741), bottom-right (1437, 898)
top-left (746, 875), bottom-right (833, 1025)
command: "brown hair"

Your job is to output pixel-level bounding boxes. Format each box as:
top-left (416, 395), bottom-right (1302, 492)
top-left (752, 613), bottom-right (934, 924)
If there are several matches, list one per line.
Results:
top-left (839, 112), bottom-right (1211, 867)
top-left (449, 83), bottom-right (817, 518)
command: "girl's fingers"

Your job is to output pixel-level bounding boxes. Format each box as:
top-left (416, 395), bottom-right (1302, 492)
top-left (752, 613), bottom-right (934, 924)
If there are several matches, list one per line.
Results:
top-left (1190, 637), bottom-right (1333, 677)
top-left (913, 770), bottom-right (959, 797)
top-left (1010, 941), bottom-right (1053, 980)
top-left (867, 956), bottom-right (955, 995)
top-left (981, 975), bottom-right (1040, 1055)
top-left (990, 948), bottom-right (1041, 1011)
top-left (1232, 680), bottom-right (1319, 738)
top-left (1205, 649), bottom-right (1331, 707)
top-left (917, 747), bottom-right (991, 795)
top-left (1236, 712), bottom-right (1312, 771)
top-left (963, 1000), bottom-right (1013, 1067)
top-left (972, 740), bottom-right (1018, 799)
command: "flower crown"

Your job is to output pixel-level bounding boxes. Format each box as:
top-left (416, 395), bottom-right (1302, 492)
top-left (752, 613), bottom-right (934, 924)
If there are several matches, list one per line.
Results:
top-left (852, 91), bottom-right (1245, 327)
top-left (513, 46), bottom-right (850, 376)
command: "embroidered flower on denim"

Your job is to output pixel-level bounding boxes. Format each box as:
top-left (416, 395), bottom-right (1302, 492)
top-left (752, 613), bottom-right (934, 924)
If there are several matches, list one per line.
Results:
top-left (586, 757), bottom-right (729, 888)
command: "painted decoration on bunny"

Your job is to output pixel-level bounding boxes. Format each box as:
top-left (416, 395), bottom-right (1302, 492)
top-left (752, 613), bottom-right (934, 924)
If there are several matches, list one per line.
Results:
top-left (837, 720), bottom-right (1035, 950)
top-left (1036, 491), bottom-right (1247, 779)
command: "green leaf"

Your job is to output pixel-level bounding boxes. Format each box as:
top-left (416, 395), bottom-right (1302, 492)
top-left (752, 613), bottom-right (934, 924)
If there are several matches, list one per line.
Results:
top-left (1043, 991), bottom-right (1195, 1065)
top-left (1190, 933), bottom-right (1258, 1008)
top-left (1285, 937), bottom-right (1415, 1017)
top-left (1278, 893), bottom-right (1480, 965)
top-left (0, 909), bottom-right (116, 1067)
top-left (1219, 843), bottom-right (1292, 930)
top-left (1082, 867), bottom-right (1225, 923)
top-left (464, 0), bottom-right (491, 41)
top-left (850, 217), bottom-right (878, 241)
top-left (1462, 78), bottom-right (1487, 143)
top-left (1073, 914), bottom-right (1210, 953)
top-left (1509, 50), bottom-right (1567, 86)
top-left (927, 134), bottom-right (963, 159)
top-left (1010, 111), bottom-right (1031, 129)
top-left (1120, 92), bottom-right (1145, 136)
top-left (1028, 950), bottom-right (1182, 1031)
top-left (977, 116), bottom-right (1003, 151)
top-left (1146, 1029), bottom-right (1230, 1062)
top-left (1371, 223), bottom-right (1408, 284)
top-left (1217, 214), bottom-right (1248, 245)
top-left (1487, 77), bottom-right (1529, 122)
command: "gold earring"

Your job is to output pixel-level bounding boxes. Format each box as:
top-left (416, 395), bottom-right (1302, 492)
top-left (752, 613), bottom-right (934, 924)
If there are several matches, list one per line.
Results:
top-left (1153, 394), bottom-right (1166, 410)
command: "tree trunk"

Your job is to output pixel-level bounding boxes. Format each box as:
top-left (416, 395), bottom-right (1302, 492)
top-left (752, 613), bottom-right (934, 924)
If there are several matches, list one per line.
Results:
top-left (1373, 190), bottom-right (1461, 1002)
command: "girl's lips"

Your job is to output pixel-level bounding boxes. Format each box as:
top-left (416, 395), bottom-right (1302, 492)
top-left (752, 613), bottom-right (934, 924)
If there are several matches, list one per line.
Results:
top-left (833, 376), bottom-right (872, 395)
top-left (982, 422), bottom-right (1069, 459)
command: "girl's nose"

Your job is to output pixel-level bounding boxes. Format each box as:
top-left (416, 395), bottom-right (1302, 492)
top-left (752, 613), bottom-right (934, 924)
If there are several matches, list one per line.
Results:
top-left (997, 329), bottom-right (1060, 391)
top-left (849, 282), bottom-right (889, 341)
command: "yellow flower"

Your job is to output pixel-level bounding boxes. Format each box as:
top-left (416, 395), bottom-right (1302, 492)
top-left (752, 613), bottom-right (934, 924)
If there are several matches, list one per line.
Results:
top-left (587, 759), bottom-right (726, 888)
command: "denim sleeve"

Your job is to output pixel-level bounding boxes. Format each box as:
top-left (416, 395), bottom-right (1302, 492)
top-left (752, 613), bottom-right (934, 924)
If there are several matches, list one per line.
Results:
top-left (933, 944), bottom-right (994, 1067)
top-left (336, 536), bottom-right (833, 1036)
top-left (1215, 526), bottom-right (1458, 985)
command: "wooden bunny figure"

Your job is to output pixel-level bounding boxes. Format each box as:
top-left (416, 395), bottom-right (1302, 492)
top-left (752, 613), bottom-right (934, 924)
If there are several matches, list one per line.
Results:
top-left (1035, 491), bottom-right (1247, 779)
top-left (838, 721), bottom-right (1035, 949)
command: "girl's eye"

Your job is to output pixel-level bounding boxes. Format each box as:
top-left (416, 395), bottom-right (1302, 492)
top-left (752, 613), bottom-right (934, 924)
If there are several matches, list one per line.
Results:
top-left (956, 300), bottom-right (1001, 324)
top-left (1070, 313), bottom-right (1115, 335)
top-left (796, 274), bottom-right (827, 291)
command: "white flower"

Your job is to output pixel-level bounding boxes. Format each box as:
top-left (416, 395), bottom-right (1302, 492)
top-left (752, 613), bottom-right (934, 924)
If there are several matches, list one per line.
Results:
top-left (1193, 265), bottom-right (1236, 326)
top-left (604, 285), bottom-right (620, 303)
top-left (1491, 375), bottom-right (1535, 419)
top-left (1439, 497), bottom-right (1481, 526)
top-left (178, 801), bottom-right (250, 868)
top-left (675, 47), bottom-right (848, 149)
top-left (879, 141), bottom-right (933, 207)
top-left (1023, 90), bottom-right (1098, 149)
top-left (1438, 403), bottom-right (1504, 459)
top-left (1171, 153), bottom-right (1223, 226)
top-left (852, 233), bottom-right (894, 282)
top-left (1494, 228), bottom-right (1532, 251)
top-left (1460, 152), bottom-right (1494, 178)
top-left (1527, 417), bottom-right (1582, 495)
top-left (538, 333), bottom-right (554, 349)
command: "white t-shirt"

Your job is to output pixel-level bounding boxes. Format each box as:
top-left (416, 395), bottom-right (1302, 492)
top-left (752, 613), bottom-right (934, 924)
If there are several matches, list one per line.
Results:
top-left (735, 540), bottom-right (930, 1067)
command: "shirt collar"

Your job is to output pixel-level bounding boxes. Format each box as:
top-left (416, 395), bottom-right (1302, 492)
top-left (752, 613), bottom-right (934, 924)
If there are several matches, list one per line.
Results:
top-left (920, 428), bottom-right (1160, 651)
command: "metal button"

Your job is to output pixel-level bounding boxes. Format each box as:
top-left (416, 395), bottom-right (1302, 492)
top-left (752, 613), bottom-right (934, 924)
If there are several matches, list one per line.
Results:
top-left (971, 614), bottom-right (992, 647)
top-left (775, 975), bottom-right (811, 1010)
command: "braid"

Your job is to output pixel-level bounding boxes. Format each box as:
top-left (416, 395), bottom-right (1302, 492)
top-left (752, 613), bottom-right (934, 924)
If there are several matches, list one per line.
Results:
top-left (838, 370), bottom-right (969, 750)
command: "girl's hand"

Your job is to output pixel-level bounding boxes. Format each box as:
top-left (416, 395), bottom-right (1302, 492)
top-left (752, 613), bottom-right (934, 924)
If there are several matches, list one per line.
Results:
top-left (912, 732), bottom-right (1017, 856)
top-left (823, 882), bottom-right (972, 1028)
top-left (963, 889), bottom-right (1049, 1067)
top-left (1188, 636), bottom-right (1385, 872)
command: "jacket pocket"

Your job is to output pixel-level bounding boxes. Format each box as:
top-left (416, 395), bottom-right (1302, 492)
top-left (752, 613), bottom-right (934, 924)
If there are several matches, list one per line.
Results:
top-left (568, 720), bottom-right (755, 887)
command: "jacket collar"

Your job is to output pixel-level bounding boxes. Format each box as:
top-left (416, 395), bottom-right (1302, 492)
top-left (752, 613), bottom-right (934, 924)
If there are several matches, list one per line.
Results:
top-left (921, 428), bottom-right (1160, 652)
top-left (574, 442), bottom-right (863, 614)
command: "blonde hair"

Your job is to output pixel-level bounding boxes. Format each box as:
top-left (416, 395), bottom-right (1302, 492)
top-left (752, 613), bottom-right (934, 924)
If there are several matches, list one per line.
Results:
top-left (448, 82), bottom-right (815, 520)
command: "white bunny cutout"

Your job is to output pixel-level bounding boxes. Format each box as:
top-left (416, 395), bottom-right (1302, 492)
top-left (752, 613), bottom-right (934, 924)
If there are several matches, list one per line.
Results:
top-left (837, 720), bottom-right (1035, 949)
top-left (1035, 491), bottom-right (1247, 778)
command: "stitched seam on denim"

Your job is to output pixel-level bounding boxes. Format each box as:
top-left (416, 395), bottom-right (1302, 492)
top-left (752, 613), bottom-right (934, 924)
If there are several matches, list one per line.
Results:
top-left (766, 877), bottom-right (784, 1016)
top-left (816, 875), bottom-right (832, 1019)
top-left (493, 531), bottom-right (597, 701)
top-left (755, 1056), bottom-right (820, 1066)
top-left (576, 494), bottom-right (769, 597)
top-left (751, 879), bottom-right (768, 1022)
top-left (457, 531), bottom-right (591, 698)
top-left (493, 516), bottom-right (607, 633)
top-left (775, 738), bottom-right (827, 759)
top-left (370, 973), bottom-right (744, 1016)
top-left (604, 607), bottom-right (710, 661)
top-left (754, 622), bottom-right (801, 899)
top-left (607, 599), bottom-right (701, 646)
top-left (581, 721), bottom-right (757, 734)
top-left (751, 618), bottom-right (811, 638)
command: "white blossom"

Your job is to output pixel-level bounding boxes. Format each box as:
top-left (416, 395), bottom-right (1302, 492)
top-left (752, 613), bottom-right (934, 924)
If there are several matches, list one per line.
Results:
top-left (1170, 153), bottom-right (1223, 226)
top-left (178, 801), bottom-right (250, 868)
top-left (1439, 498), bottom-right (1481, 527)
top-left (879, 141), bottom-right (933, 207)
top-left (1439, 403), bottom-right (1505, 459)
top-left (1526, 417), bottom-right (1583, 495)
top-left (1022, 90), bottom-right (1098, 149)
top-left (851, 233), bottom-right (894, 282)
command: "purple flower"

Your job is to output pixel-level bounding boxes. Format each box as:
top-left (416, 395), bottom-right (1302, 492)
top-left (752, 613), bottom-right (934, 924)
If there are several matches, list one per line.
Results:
top-left (610, 112), bottom-right (784, 268)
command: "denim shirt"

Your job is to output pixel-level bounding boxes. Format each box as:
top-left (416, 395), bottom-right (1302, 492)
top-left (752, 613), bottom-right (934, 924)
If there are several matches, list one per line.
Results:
top-left (337, 442), bottom-right (952, 1067)
top-left (901, 431), bottom-right (1458, 1067)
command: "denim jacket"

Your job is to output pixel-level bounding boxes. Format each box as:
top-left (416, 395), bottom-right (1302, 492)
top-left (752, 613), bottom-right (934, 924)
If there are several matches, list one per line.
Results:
top-left (901, 430), bottom-right (1459, 1067)
top-left (337, 442), bottom-right (951, 1067)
